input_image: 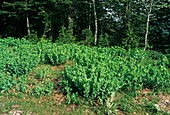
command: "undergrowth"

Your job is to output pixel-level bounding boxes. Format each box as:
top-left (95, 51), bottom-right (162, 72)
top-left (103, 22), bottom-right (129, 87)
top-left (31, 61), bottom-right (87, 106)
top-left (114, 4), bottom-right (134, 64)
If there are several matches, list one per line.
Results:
top-left (0, 37), bottom-right (170, 114)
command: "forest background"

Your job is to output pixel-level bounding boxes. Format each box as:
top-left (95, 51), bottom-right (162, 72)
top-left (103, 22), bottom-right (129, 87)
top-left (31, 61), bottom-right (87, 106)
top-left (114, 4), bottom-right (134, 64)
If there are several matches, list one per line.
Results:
top-left (0, 0), bottom-right (169, 52)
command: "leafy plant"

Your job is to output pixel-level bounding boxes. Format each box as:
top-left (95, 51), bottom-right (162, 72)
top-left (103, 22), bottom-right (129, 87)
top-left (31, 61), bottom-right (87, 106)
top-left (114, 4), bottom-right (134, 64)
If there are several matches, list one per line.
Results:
top-left (0, 37), bottom-right (170, 111)
top-left (0, 74), bottom-right (16, 93)
top-left (81, 29), bottom-right (94, 46)
top-left (35, 66), bottom-right (50, 80)
top-left (57, 26), bottom-right (76, 44)
top-left (98, 33), bottom-right (110, 47)
top-left (30, 79), bottom-right (54, 97)
top-left (16, 76), bottom-right (28, 93)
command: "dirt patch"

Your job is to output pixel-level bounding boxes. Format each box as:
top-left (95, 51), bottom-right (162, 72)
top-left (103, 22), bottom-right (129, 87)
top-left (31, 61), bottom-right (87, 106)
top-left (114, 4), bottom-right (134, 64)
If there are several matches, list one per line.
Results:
top-left (51, 60), bottom-right (74, 71)
top-left (134, 89), bottom-right (170, 113)
top-left (158, 94), bottom-right (170, 113)
top-left (53, 93), bottom-right (66, 105)
top-left (134, 88), bottom-right (153, 104)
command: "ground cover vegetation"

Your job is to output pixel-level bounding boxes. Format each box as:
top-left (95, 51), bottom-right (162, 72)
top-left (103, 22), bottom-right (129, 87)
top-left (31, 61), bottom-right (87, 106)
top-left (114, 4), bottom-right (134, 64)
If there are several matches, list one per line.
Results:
top-left (0, 38), bottom-right (170, 114)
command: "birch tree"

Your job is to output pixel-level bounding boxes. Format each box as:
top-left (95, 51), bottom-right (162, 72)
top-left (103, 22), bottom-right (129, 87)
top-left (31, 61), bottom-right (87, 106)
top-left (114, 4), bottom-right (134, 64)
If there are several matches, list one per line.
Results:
top-left (144, 0), bottom-right (154, 50)
top-left (25, 0), bottom-right (30, 36)
top-left (92, 0), bottom-right (98, 45)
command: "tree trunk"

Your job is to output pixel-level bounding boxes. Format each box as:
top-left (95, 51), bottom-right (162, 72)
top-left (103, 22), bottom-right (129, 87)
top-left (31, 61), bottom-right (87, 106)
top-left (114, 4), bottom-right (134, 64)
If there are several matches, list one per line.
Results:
top-left (86, 2), bottom-right (92, 45)
top-left (92, 0), bottom-right (98, 45)
top-left (124, 0), bottom-right (132, 47)
top-left (26, 14), bottom-right (30, 36)
top-left (26, 0), bottom-right (30, 36)
top-left (42, 21), bottom-right (51, 38)
top-left (127, 0), bottom-right (132, 33)
top-left (144, 0), bottom-right (153, 51)
top-left (88, 2), bottom-right (91, 31)
top-left (68, 15), bottom-right (73, 35)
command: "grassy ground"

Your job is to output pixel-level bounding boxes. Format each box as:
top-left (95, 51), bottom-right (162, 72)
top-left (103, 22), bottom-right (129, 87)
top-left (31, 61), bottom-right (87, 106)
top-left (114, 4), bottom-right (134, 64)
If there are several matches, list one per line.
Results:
top-left (0, 63), bottom-right (170, 115)
top-left (0, 94), bottom-right (96, 115)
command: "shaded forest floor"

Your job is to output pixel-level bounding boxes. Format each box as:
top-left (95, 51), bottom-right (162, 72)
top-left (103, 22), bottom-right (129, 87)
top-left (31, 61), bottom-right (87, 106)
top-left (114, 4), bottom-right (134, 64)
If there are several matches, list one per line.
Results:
top-left (0, 63), bottom-right (170, 115)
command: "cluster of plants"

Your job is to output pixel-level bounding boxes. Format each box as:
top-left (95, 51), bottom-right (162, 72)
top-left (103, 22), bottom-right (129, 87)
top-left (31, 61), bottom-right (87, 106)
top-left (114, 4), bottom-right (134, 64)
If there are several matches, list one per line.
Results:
top-left (0, 38), bottom-right (170, 110)
top-left (61, 46), bottom-right (170, 104)
top-left (0, 38), bottom-right (53, 96)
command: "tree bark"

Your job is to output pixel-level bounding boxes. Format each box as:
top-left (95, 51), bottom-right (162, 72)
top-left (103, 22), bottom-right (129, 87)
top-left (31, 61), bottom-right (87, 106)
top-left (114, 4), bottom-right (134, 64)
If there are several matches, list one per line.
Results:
top-left (144, 0), bottom-right (153, 51)
top-left (86, 2), bottom-right (92, 45)
top-left (26, 0), bottom-right (30, 36)
top-left (88, 2), bottom-right (91, 31)
top-left (68, 15), bottom-right (73, 35)
top-left (42, 21), bottom-right (51, 38)
top-left (124, 0), bottom-right (132, 46)
top-left (26, 14), bottom-right (30, 36)
top-left (92, 0), bottom-right (98, 45)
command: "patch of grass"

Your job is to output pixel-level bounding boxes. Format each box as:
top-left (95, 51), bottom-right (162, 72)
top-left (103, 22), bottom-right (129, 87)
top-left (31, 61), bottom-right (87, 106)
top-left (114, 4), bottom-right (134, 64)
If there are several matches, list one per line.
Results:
top-left (0, 94), bottom-right (97, 115)
top-left (0, 64), bottom-right (98, 114)
top-left (0, 88), bottom-right (169, 115)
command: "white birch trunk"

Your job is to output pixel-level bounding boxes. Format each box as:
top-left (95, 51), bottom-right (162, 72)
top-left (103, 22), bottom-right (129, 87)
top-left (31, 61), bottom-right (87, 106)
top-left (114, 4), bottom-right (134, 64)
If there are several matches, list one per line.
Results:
top-left (144, 0), bottom-right (153, 50)
top-left (26, 14), bottom-right (30, 36)
top-left (26, 0), bottom-right (30, 36)
top-left (92, 0), bottom-right (98, 45)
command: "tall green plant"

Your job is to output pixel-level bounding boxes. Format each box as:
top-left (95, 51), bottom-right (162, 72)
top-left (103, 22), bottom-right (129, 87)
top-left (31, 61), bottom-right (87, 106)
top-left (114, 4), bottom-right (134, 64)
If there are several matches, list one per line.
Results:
top-left (98, 33), bottom-right (110, 47)
top-left (57, 26), bottom-right (76, 44)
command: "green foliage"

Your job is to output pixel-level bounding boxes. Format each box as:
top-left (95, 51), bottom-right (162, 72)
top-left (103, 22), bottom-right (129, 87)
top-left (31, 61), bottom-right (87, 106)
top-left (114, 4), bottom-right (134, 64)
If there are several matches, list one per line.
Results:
top-left (98, 33), bottom-right (110, 47)
top-left (26, 34), bottom-right (40, 43)
top-left (62, 64), bottom-right (121, 104)
top-left (16, 76), bottom-right (28, 93)
top-left (57, 26), bottom-right (76, 44)
top-left (35, 66), bottom-right (50, 80)
top-left (59, 44), bottom-right (170, 104)
top-left (122, 30), bottom-right (139, 49)
top-left (0, 37), bottom-right (40, 77)
top-left (5, 45), bottom-right (40, 76)
top-left (30, 79), bottom-right (54, 98)
top-left (0, 37), bottom-right (31, 47)
top-left (0, 38), bottom-right (170, 108)
top-left (0, 0), bottom-right (169, 55)
top-left (141, 98), bottom-right (160, 114)
top-left (0, 73), bottom-right (16, 93)
top-left (37, 43), bottom-right (75, 65)
top-left (81, 29), bottom-right (94, 46)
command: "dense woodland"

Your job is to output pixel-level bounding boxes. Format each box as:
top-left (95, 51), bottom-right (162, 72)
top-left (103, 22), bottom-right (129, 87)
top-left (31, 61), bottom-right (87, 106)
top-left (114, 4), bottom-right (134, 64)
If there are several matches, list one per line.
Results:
top-left (0, 0), bottom-right (170, 51)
